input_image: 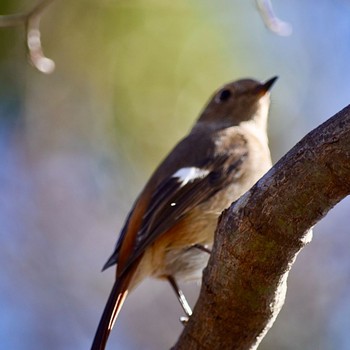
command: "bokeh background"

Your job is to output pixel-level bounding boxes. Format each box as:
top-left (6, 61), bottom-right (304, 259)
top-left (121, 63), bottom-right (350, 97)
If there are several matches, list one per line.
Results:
top-left (1, 0), bottom-right (350, 349)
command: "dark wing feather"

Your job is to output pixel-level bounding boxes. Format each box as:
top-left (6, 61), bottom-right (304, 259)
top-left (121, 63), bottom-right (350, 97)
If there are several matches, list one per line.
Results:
top-left (104, 131), bottom-right (249, 274)
top-left (102, 210), bottom-right (133, 270)
top-left (126, 152), bottom-right (248, 272)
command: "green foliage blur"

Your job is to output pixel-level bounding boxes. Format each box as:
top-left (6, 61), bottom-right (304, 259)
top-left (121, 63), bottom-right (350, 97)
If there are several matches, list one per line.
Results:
top-left (26, 0), bottom-right (245, 171)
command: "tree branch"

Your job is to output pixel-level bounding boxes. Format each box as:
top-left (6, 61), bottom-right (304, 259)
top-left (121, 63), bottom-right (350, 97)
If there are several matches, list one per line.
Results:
top-left (0, 0), bottom-right (290, 74)
top-left (255, 0), bottom-right (292, 36)
top-left (174, 104), bottom-right (350, 349)
top-left (0, 0), bottom-right (56, 73)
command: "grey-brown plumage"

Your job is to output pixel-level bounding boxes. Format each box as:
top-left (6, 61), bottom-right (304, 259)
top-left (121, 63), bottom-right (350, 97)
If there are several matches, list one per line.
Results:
top-left (92, 76), bottom-right (277, 350)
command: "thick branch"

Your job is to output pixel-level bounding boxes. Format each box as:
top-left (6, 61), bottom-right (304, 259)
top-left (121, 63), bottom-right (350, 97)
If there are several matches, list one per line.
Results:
top-left (175, 105), bottom-right (350, 349)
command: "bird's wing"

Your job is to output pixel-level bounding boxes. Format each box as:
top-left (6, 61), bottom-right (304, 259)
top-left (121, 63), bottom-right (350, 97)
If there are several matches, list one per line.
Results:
top-left (103, 132), bottom-right (248, 274)
top-left (134, 154), bottom-right (246, 253)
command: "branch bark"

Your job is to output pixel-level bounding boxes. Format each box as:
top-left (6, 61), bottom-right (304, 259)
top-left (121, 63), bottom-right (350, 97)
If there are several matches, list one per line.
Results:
top-left (174, 104), bottom-right (350, 349)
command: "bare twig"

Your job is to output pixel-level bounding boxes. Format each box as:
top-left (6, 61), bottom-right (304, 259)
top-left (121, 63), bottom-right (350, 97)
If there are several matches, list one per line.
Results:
top-left (0, 0), bottom-right (56, 73)
top-left (1, 0), bottom-right (292, 72)
top-left (0, 13), bottom-right (27, 27)
top-left (256, 0), bottom-right (292, 36)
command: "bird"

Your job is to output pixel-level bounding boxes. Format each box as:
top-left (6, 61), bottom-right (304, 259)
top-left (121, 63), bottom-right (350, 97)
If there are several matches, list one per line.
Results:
top-left (91, 76), bottom-right (277, 349)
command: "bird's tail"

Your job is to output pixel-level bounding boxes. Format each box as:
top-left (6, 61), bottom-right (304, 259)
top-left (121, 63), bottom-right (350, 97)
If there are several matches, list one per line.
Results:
top-left (91, 265), bottom-right (138, 350)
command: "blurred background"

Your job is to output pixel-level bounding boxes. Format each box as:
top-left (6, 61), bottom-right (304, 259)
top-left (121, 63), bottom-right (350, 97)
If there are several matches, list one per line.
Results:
top-left (1, 0), bottom-right (350, 349)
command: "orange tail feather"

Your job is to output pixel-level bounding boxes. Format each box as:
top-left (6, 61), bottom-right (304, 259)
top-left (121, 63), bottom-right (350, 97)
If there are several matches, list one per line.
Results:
top-left (91, 265), bottom-right (138, 350)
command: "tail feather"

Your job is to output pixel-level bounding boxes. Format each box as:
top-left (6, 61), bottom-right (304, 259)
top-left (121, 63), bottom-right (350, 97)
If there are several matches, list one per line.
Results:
top-left (91, 265), bottom-right (137, 350)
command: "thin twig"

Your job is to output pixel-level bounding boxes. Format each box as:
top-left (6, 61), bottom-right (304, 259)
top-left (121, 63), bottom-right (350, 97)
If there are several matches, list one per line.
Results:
top-left (0, 0), bottom-right (56, 74)
top-left (27, 0), bottom-right (56, 18)
top-left (0, 13), bottom-right (27, 27)
top-left (255, 0), bottom-right (292, 36)
top-left (2, 0), bottom-right (292, 72)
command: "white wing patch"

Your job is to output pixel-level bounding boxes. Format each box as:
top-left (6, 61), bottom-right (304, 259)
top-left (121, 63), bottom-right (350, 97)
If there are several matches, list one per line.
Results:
top-left (172, 167), bottom-right (210, 187)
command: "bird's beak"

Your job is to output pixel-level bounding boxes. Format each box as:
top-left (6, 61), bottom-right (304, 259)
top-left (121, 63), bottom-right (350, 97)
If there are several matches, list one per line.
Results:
top-left (261, 76), bottom-right (278, 93)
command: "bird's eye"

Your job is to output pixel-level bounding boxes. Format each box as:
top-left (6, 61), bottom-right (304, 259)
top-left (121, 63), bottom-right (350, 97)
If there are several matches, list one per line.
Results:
top-left (216, 89), bottom-right (232, 103)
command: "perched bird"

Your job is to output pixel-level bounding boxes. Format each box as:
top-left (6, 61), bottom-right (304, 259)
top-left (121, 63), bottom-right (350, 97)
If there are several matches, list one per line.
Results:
top-left (91, 76), bottom-right (277, 349)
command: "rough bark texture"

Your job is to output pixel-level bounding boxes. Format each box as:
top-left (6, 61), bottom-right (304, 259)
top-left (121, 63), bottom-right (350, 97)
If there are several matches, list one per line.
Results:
top-left (174, 104), bottom-right (350, 350)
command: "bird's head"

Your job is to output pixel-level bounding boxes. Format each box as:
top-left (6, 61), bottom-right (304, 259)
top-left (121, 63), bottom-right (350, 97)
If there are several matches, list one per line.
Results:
top-left (197, 76), bottom-right (278, 131)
